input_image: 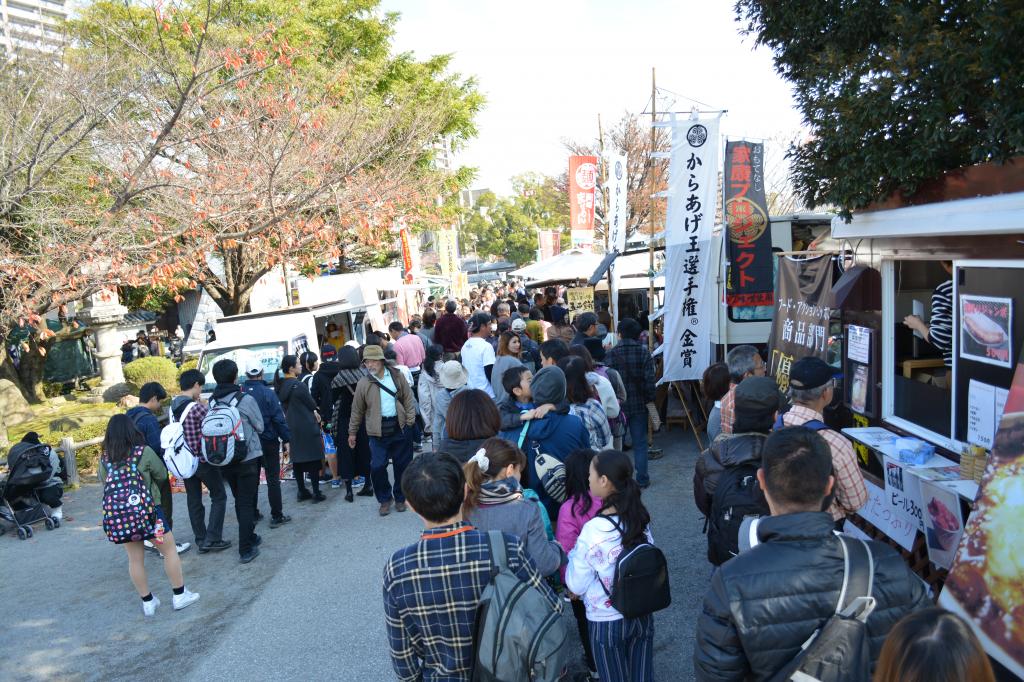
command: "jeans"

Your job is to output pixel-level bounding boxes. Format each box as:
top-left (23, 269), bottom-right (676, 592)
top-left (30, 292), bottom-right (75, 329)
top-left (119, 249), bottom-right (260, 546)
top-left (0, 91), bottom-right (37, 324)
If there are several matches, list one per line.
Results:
top-left (254, 440), bottom-right (283, 519)
top-left (589, 615), bottom-right (654, 682)
top-left (221, 458), bottom-right (260, 556)
top-left (368, 429), bottom-right (414, 504)
top-left (628, 415), bottom-right (650, 486)
top-left (183, 462), bottom-right (227, 545)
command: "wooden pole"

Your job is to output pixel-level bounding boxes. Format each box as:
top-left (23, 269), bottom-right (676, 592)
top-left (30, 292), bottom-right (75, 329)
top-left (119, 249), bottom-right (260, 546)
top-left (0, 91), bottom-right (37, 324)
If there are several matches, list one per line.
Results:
top-left (598, 113), bottom-right (615, 329)
top-left (648, 68), bottom-right (657, 352)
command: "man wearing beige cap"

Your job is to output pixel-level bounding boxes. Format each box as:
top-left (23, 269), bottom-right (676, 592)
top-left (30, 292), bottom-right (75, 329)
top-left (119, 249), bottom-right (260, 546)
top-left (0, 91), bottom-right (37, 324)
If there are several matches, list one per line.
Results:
top-left (431, 361), bottom-right (468, 451)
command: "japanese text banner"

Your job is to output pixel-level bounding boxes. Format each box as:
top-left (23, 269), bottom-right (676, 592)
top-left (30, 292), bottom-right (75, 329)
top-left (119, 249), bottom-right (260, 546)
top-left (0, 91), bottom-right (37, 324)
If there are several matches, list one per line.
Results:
top-left (604, 152), bottom-right (628, 253)
top-left (725, 140), bottom-right (773, 307)
top-left (569, 155), bottom-right (598, 251)
top-left (766, 255), bottom-right (833, 393)
top-left (661, 115), bottom-right (720, 383)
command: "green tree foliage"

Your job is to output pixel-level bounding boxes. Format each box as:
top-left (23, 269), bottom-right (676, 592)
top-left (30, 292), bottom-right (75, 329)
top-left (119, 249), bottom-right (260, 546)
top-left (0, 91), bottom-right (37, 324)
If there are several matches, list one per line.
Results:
top-left (735, 0), bottom-right (1024, 218)
top-left (459, 191), bottom-right (539, 266)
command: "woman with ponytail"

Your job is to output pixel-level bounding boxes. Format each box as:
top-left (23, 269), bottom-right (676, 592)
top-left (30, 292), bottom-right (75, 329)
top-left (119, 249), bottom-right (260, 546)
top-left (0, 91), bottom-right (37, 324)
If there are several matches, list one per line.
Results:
top-left (461, 438), bottom-right (563, 577)
top-left (566, 450), bottom-right (655, 682)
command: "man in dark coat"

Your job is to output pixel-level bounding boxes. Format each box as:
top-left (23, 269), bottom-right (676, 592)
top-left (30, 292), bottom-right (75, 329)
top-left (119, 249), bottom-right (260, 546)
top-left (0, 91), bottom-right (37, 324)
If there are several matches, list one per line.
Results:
top-left (310, 343), bottom-right (343, 487)
top-left (433, 300), bottom-right (469, 358)
top-left (693, 427), bottom-right (930, 681)
top-left (606, 318), bottom-right (656, 488)
top-left (242, 360), bottom-right (292, 528)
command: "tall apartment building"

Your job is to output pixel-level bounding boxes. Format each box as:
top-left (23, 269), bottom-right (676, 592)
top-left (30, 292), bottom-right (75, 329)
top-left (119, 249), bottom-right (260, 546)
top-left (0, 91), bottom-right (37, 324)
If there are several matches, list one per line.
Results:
top-left (1, 0), bottom-right (68, 56)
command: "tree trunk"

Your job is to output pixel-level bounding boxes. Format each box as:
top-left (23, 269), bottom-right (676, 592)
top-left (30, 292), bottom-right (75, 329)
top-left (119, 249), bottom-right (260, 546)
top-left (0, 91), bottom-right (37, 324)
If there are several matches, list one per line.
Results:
top-left (0, 347), bottom-right (33, 403)
top-left (17, 335), bottom-right (54, 403)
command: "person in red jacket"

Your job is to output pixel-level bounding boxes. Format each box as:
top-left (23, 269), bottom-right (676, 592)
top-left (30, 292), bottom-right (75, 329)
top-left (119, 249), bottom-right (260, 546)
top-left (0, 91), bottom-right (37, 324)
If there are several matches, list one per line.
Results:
top-left (432, 299), bottom-right (468, 359)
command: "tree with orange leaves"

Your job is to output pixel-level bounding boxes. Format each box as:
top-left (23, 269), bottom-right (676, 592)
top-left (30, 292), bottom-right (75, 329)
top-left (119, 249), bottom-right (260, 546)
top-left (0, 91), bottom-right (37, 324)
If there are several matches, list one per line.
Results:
top-left (0, 0), bottom-right (481, 401)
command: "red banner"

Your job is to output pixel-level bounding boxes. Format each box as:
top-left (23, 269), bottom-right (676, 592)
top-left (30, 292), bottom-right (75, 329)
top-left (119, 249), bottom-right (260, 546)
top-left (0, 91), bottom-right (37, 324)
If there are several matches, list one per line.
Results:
top-left (569, 155), bottom-right (598, 233)
top-left (399, 228), bottom-right (413, 283)
top-left (538, 229), bottom-right (560, 261)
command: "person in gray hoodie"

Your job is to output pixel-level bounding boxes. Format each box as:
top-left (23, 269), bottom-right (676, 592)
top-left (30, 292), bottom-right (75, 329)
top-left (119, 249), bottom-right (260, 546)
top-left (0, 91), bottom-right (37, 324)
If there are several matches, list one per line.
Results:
top-left (209, 359), bottom-right (265, 564)
top-left (462, 437), bottom-right (563, 577)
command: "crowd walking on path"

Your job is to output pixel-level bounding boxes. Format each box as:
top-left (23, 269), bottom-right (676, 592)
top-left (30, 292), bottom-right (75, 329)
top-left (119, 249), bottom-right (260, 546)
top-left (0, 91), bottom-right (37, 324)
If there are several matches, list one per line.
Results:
top-left (87, 282), bottom-right (983, 682)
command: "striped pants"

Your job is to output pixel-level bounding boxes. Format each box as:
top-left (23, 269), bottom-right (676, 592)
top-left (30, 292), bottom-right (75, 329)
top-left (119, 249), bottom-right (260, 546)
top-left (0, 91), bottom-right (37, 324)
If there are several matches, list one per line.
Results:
top-left (588, 615), bottom-right (654, 682)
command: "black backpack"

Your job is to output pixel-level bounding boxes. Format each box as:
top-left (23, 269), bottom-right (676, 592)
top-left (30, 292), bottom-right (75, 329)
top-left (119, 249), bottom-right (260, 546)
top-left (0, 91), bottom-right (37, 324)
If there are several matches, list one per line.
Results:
top-left (597, 516), bottom-right (671, 618)
top-left (767, 535), bottom-right (877, 682)
top-left (707, 462), bottom-right (770, 565)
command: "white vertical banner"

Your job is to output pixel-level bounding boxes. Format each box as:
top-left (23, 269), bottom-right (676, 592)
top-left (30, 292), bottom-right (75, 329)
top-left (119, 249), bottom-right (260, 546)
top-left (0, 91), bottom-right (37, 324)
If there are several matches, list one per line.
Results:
top-left (660, 114), bottom-right (721, 384)
top-left (604, 152), bottom-right (629, 254)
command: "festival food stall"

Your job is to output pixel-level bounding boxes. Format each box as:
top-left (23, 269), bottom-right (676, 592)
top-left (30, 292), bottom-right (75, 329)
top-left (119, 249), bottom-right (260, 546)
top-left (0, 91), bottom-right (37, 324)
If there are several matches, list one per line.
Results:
top-left (768, 165), bottom-right (1024, 678)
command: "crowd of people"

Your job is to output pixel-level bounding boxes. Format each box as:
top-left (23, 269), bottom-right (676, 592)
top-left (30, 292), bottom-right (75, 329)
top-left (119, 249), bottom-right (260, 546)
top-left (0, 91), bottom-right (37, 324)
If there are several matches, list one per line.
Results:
top-left (92, 281), bottom-right (997, 682)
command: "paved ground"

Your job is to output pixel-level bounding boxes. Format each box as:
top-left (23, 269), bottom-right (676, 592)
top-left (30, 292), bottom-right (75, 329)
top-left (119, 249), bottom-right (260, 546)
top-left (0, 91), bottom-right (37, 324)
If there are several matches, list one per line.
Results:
top-left (1, 430), bottom-right (710, 682)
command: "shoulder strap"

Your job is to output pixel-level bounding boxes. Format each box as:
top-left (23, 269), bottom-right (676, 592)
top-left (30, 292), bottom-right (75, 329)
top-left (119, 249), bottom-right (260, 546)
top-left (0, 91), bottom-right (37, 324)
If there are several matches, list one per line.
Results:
top-left (835, 535), bottom-right (874, 615)
top-left (517, 421), bottom-right (530, 449)
top-left (372, 376), bottom-right (399, 398)
top-left (170, 399), bottom-right (194, 424)
top-left (486, 530), bottom-right (509, 576)
top-left (773, 413), bottom-right (785, 431)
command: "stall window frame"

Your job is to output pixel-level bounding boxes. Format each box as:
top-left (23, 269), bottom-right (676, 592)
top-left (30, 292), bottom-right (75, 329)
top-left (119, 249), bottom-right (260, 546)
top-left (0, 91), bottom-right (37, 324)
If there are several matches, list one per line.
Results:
top-left (881, 257), bottom-right (1024, 453)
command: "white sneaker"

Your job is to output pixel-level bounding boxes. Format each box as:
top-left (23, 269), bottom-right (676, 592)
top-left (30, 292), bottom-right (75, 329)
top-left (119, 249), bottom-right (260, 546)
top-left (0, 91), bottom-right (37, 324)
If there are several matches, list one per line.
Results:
top-left (175, 542), bottom-right (191, 554)
top-left (172, 588), bottom-right (200, 611)
top-left (142, 595), bottom-right (161, 617)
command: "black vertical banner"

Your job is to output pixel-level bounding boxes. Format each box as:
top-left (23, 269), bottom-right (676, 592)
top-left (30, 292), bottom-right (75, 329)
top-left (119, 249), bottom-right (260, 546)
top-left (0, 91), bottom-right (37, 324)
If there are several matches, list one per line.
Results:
top-left (767, 255), bottom-right (833, 394)
top-left (725, 141), bottom-right (774, 306)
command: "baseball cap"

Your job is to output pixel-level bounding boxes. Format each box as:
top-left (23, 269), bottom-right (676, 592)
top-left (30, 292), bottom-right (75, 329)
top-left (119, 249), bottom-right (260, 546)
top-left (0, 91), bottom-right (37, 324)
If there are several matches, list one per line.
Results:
top-left (511, 318), bottom-right (527, 332)
top-left (320, 343), bottom-right (337, 360)
top-left (576, 312), bottom-right (598, 332)
top-left (789, 357), bottom-right (835, 391)
top-left (245, 359), bottom-right (264, 377)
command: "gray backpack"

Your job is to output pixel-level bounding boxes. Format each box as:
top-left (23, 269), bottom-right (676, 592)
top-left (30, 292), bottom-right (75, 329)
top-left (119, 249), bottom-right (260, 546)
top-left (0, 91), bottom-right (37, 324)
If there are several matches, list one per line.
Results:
top-left (201, 393), bottom-right (248, 466)
top-left (472, 531), bottom-right (570, 682)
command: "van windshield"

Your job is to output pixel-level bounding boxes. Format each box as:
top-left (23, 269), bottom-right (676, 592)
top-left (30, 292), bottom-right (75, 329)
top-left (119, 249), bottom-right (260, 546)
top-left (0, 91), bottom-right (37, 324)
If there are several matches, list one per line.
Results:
top-left (198, 342), bottom-right (286, 390)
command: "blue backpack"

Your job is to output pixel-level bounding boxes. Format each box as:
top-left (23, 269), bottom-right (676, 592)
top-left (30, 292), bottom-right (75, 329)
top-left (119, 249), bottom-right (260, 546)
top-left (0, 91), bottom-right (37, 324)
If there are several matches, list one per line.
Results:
top-left (773, 414), bottom-right (828, 432)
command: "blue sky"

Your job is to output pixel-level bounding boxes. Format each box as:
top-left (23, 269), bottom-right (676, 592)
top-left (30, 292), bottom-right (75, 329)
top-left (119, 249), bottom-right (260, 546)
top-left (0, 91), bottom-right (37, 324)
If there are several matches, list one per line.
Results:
top-left (379, 0), bottom-right (803, 194)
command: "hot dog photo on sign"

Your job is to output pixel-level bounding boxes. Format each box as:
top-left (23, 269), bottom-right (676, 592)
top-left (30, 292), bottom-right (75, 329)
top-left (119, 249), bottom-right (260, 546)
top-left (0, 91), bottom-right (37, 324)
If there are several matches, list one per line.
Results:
top-left (960, 294), bottom-right (1013, 368)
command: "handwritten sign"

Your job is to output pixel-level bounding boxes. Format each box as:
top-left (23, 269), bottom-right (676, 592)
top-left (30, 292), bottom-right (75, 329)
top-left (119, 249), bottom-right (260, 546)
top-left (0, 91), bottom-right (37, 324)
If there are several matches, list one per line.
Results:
top-left (858, 480), bottom-right (918, 551)
top-left (884, 456), bottom-right (925, 532)
top-left (565, 287), bottom-right (594, 316)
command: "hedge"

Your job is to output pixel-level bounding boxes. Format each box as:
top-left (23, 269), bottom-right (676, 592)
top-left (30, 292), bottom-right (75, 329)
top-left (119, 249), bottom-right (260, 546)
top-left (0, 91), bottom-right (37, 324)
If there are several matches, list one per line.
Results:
top-left (122, 356), bottom-right (178, 394)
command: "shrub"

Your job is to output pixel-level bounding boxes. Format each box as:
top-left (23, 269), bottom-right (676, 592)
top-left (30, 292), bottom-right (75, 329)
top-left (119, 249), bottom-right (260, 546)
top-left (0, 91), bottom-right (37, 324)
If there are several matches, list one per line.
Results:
top-left (122, 356), bottom-right (178, 394)
top-left (5, 403), bottom-right (118, 478)
top-left (177, 357), bottom-right (199, 378)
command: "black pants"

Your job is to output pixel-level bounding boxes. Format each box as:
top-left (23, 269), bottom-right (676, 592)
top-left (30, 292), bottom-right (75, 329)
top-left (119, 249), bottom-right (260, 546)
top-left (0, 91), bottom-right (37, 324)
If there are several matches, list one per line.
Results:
top-left (338, 426), bottom-right (372, 481)
top-left (221, 458), bottom-right (260, 556)
top-left (253, 439), bottom-right (284, 519)
top-left (183, 462), bottom-right (227, 545)
top-left (571, 597), bottom-right (597, 671)
top-left (159, 477), bottom-right (174, 532)
top-left (294, 460), bottom-right (322, 495)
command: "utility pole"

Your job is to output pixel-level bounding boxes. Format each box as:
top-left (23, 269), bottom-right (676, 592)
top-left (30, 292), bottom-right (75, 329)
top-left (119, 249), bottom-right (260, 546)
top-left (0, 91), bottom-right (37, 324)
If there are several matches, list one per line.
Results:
top-left (648, 67), bottom-right (657, 353)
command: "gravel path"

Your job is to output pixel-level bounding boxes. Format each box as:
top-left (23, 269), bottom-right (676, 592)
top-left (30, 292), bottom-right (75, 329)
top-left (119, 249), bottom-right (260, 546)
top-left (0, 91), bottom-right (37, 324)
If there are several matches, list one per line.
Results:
top-left (1, 431), bottom-right (710, 681)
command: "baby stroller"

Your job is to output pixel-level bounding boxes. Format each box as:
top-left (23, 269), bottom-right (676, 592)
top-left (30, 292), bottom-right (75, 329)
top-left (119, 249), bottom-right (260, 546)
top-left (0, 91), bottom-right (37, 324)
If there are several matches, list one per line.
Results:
top-left (1, 440), bottom-right (63, 539)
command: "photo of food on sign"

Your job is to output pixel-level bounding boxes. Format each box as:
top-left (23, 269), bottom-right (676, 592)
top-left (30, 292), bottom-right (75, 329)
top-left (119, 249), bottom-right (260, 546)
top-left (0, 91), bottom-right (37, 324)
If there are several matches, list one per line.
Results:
top-left (926, 496), bottom-right (960, 551)
top-left (959, 294), bottom-right (1012, 368)
top-left (940, 353), bottom-right (1024, 677)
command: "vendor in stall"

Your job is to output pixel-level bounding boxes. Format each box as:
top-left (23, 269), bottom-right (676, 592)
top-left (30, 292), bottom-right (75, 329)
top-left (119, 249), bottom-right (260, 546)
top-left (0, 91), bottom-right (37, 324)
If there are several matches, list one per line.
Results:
top-left (902, 260), bottom-right (953, 370)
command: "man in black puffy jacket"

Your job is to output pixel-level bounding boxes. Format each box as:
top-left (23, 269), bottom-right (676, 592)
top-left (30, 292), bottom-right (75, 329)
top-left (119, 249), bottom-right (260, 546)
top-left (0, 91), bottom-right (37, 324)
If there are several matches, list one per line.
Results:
top-left (694, 426), bottom-right (930, 681)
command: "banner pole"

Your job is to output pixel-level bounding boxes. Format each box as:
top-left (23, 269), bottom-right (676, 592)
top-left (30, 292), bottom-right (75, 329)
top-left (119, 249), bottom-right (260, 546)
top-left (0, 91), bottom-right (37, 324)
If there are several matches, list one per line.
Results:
top-left (648, 67), bottom-right (657, 353)
top-left (599, 113), bottom-right (616, 330)
top-left (647, 67), bottom-right (659, 457)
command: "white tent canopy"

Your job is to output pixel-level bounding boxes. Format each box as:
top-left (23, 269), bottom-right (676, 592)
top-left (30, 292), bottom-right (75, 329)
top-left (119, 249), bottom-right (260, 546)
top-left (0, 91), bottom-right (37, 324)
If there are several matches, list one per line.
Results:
top-left (511, 248), bottom-right (604, 286)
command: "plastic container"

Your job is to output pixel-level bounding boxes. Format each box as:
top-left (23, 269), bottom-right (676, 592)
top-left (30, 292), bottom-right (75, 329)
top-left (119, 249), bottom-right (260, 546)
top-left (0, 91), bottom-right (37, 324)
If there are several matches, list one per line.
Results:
top-left (895, 437), bottom-right (935, 465)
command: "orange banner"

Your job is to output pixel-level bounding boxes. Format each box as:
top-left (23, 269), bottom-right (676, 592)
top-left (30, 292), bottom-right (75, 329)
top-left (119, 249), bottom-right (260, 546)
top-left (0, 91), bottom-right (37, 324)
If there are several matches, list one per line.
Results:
top-left (569, 155), bottom-right (598, 234)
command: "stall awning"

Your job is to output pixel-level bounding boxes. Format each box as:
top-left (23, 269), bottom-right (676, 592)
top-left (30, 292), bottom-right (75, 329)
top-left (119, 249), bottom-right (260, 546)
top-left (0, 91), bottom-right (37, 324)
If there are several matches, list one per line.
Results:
top-left (588, 251), bottom-right (619, 286)
top-left (832, 264), bottom-right (881, 311)
top-left (832, 190), bottom-right (1024, 239)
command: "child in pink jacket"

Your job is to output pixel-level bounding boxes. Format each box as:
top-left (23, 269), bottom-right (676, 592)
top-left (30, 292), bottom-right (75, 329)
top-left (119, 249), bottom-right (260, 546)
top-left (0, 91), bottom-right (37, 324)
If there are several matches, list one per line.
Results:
top-left (556, 448), bottom-right (600, 678)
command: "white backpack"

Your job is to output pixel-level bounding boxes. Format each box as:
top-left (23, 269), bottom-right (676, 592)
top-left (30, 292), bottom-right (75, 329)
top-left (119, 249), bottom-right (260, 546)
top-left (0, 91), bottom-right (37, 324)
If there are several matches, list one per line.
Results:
top-left (201, 393), bottom-right (248, 466)
top-left (160, 401), bottom-right (199, 479)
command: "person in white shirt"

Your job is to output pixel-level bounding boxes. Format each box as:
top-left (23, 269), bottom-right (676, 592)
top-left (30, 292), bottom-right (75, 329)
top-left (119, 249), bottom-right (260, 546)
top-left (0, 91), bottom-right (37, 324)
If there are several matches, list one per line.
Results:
top-left (566, 450), bottom-right (655, 682)
top-left (460, 312), bottom-right (497, 399)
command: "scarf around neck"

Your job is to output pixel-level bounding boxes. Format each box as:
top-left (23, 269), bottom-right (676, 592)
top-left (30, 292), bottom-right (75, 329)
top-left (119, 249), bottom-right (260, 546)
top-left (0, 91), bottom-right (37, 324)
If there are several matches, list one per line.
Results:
top-left (479, 477), bottom-right (524, 506)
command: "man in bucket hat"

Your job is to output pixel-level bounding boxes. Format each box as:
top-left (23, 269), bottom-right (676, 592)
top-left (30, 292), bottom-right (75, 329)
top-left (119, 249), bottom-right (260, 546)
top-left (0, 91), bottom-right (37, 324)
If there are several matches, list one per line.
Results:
top-left (348, 344), bottom-right (417, 516)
